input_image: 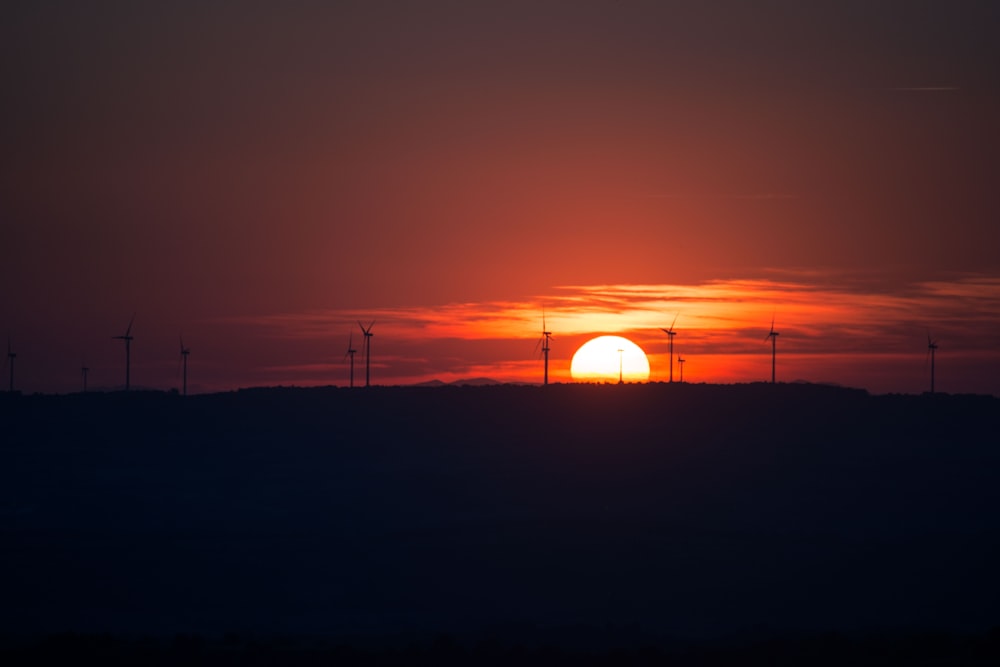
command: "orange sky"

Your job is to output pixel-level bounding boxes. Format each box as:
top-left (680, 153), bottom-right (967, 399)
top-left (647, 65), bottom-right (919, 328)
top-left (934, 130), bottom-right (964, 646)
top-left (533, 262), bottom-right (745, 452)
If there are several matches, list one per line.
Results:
top-left (195, 272), bottom-right (1000, 395)
top-left (2, 2), bottom-right (998, 395)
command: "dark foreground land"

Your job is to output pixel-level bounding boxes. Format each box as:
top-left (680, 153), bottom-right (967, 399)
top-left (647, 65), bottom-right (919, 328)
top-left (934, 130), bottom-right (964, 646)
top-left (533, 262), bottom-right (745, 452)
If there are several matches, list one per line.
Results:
top-left (2, 383), bottom-right (998, 663)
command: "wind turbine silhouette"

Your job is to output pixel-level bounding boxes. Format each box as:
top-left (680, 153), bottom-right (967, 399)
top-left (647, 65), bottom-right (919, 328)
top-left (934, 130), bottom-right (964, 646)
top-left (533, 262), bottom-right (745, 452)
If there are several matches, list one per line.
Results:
top-left (765, 314), bottom-right (779, 384)
top-left (678, 355), bottom-right (686, 383)
top-left (112, 313), bottom-right (135, 391)
top-left (535, 311), bottom-right (552, 386)
top-left (179, 336), bottom-right (190, 396)
top-left (6, 338), bottom-right (15, 393)
top-left (81, 364), bottom-right (89, 393)
top-left (617, 347), bottom-right (624, 384)
top-left (344, 331), bottom-right (357, 388)
top-left (358, 321), bottom-right (374, 387)
top-left (660, 313), bottom-right (678, 382)
top-left (926, 333), bottom-right (939, 394)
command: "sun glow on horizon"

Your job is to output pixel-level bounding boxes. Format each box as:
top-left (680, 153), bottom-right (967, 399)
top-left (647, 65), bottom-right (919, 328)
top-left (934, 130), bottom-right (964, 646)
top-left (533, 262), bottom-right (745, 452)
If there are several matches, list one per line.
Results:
top-left (215, 274), bottom-right (1000, 395)
top-left (571, 336), bottom-right (650, 383)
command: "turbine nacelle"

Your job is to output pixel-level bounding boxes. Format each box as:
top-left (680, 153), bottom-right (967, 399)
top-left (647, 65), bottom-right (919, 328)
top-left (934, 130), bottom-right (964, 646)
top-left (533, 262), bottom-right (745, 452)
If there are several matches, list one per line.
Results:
top-left (343, 331), bottom-right (357, 360)
top-left (765, 314), bottom-right (779, 384)
top-left (113, 313), bottom-right (135, 391)
top-left (926, 332), bottom-right (939, 394)
top-left (113, 313), bottom-right (136, 342)
top-left (765, 318), bottom-right (779, 341)
top-left (537, 310), bottom-right (552, 386)
top-left (357, 321), bottom-right (375, 387)
top-left (661, 313), bottom-right (679, 382)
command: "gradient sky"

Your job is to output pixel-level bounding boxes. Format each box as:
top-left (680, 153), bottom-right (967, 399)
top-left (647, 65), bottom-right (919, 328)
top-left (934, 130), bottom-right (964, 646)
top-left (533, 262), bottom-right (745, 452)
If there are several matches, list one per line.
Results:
top-left (3, 1), bottom-right (999, 395)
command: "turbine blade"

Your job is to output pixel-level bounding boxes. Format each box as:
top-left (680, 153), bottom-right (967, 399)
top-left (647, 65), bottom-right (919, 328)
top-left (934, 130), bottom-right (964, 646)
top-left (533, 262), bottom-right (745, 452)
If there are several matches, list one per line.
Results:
top-left (669, 312), bottom-right (678, 332)
top-left (125, 313), bottom-right (135, 337)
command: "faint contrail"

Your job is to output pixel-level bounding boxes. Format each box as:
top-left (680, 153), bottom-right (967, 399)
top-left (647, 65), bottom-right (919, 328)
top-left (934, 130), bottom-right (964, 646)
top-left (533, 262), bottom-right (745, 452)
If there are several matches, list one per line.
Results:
top-left (888, 86), bottom-right (960, 92)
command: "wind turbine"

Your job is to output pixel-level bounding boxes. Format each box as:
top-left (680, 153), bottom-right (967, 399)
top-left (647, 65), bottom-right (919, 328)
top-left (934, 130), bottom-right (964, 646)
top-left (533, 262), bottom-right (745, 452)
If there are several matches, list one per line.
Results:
top-left (678, 355), bottom-right (686, 383)
top-left (344, 331), bottom-right (357, 388)
top-left (358, 321), bottom-right (374, 387)
top-left (617, 347), bottom-right (624, 384)
top-left (535, 311), bottom-right (552, 386)
top-left (765, 314), bottom-right (779, 384)
top-left (81, 364), bottom-right (89, 393)
top-left (112, 313), bottom-right (135, 391)
top-left (6, 338), bottom-right (15, 393)
top-left (179, 336), bottom-right (190, 396)
top-left (927, 333), bottom-right (939, 394)
top-left (660, 313), bottom-right (678, 382)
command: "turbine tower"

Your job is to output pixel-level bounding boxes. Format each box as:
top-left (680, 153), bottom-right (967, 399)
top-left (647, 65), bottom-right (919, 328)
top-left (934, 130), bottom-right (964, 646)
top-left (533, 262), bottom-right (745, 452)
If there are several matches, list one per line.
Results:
top-left (112, 313), bottom-right (135, 391)
top-left (535, 311), bottom-right (552, 386)
top-left (81, 364), bottom-right (89, 393)
top-left (617, 347), bottom-right (624, 384)
top-left (6, 338), bottom-right (15, 393)
top-left (678, 355), bottom-right (686, 383)
top-left (344, 331), bottom-right (357, 388)
top-left (179, 336), bottom-right (190, 396)
top-left (660, 313), bottom-right (678, 382)
top-left (358, 321), bottom-right (374, 387)
top-left (765, 315), bottom-right (779, 384)
top-left (927, 333), bottom-right (938, 394)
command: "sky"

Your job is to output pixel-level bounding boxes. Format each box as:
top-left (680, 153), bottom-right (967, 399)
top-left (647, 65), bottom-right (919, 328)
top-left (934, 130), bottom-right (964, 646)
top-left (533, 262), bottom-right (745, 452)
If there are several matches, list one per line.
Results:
top-left (2, 1), bottom-right (999, 395)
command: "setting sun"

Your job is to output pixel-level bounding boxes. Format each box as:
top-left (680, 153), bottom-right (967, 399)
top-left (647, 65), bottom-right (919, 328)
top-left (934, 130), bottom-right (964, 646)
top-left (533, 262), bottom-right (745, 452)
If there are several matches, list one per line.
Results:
top-left (570, 336), bottom-right (650, 383)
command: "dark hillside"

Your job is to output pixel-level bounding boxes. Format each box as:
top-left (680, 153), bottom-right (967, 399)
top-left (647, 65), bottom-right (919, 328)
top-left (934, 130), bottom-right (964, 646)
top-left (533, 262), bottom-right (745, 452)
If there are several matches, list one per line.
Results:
top-left (1, 383), bottom-right (998, 654)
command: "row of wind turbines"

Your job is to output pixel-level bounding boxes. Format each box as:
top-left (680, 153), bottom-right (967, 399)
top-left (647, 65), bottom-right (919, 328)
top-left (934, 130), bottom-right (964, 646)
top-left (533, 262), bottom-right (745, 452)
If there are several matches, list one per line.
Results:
top-left (530, 312), bottom-right (941, 392)
top-left (108, 314), bottom-right (192, 395)
top-left (343, 321), bottom-right (375, 388)
top-left (109, 314), bottom-right (192, 395)
top-left (5, 312), bottom-right (943, 394)
top-left (5, 314), bottom-right (191, 395)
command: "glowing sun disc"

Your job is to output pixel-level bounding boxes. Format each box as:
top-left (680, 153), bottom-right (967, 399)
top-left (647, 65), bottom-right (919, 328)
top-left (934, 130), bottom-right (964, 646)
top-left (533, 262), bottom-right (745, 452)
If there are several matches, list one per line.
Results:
top-left (570, 335), bottom-right (650, 382)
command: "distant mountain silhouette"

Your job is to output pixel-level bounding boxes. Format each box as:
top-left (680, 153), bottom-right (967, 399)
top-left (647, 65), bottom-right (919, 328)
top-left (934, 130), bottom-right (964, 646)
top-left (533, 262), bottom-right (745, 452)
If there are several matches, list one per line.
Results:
top-left (413, 376), bottom-right (504, 387)
top-left (412, 378), bottom-right (448, 387)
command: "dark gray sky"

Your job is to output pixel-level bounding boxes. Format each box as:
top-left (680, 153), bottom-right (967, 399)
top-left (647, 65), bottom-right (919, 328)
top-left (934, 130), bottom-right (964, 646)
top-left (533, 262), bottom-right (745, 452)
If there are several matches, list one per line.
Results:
top-left (3, 1), bottom-right (998, 393)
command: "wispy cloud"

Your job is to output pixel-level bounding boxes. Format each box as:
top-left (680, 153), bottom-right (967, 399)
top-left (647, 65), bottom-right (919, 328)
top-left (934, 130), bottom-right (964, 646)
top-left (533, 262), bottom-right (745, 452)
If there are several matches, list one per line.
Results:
top-left (219, 272), bottom-right (1000, 393)
top-left (888, 86), bottom-right (961, 92)
top-left (640, 193), bottom-right (798, 200)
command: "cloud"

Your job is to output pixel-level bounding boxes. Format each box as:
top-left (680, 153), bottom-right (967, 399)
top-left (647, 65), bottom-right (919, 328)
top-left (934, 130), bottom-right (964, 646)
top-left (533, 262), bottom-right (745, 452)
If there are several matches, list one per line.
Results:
top-left (639, 193), bottom-right (798, 200)
top-left (228, 273), bottom-right (1000, 349)
top-left (888, 86), bottom-right (961, 92)
top-left (215, 272), bottom-right (1000, 394)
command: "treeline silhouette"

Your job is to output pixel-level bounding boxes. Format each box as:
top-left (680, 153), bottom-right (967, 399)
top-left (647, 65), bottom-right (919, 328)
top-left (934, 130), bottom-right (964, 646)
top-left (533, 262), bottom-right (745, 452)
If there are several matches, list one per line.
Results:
top-left (1, 383), bottom-right (998, 659)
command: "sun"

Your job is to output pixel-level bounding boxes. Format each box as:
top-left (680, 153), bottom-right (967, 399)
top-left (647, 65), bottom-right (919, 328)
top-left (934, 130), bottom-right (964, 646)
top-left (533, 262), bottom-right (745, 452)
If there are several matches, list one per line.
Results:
top-left (570, 335), bottom-right (650, 383)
